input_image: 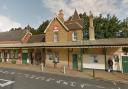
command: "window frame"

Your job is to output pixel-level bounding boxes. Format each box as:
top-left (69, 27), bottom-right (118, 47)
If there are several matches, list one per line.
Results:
top-left (53, 31), bottom-right (59, 42)
top-left (72, 31), bottom-right (77, 41)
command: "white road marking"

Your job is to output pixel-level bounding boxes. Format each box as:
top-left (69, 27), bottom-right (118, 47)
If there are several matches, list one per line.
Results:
top-left (113, 82), bottom-right (117, 86)
top-left (41, 77), bottom-right (45, 80)
top-left (30, 75), bottom-right (36, 79)
top-left (4, 71), bottom-right (9, 74)
top-left (70, 82), bottom-right (76, 87)
top-left (96, 85), bottom-right (105, 89)
top-left (56, 80), bottom-right (64, 84)
top-left (0, 79), bottom-right (15, 87)
top-left (63, 81), bottom-right (68, 85)
top-left (35, 77), bottom-right (41, 79)
top-left (80, 84), bottom-right (89, 88)
top-left (45, 78), bottom-right (55, 82)
top-left (118, 87), bottom-right (121, 89)
top-left (0, 69), bottom-right (120, 89)
top-left (24, 74), bottom-right (30, 78)
top-left (10, 72), bottom-right (15, 75)
top-left (80, 84), bottom-right (88, 88)
top-left (17, 73), bottom-right (23, 75)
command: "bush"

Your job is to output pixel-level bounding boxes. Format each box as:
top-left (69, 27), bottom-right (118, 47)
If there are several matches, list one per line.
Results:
top-left (11, 59), bottom-right (16, 64)
top-left (0, 59), bottom-right (2, 62)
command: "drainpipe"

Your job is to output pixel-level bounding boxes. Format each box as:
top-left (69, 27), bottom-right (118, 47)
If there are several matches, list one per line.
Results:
top-left (80, 48), bottom-right (83, 72)
top-left (68, 48), bottom-right (70, 67)
top-left (104, 48), bottom-right (107, 71)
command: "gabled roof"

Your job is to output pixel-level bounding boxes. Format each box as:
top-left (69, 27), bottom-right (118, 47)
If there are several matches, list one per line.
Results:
top-left (71, 9), bottom-right (81, 21)
top-left (65, 21), bottom-right (82, 30)
top-left (63, 9), bottom-right (82, 30)
top-left (0, 30), bottom-right (28, 41)
top-left (28, 34), bottom-right (45, 43)
top-left (65, 18), bottom-right (83, 30)
top-left (44, 17), bottom-right (69, 33)
top-left (44, 10), bottom-right (83, 32)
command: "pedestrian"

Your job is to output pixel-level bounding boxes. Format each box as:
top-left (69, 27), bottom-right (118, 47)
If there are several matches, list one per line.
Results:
top-left (108, 57), bottom-right (113, 72)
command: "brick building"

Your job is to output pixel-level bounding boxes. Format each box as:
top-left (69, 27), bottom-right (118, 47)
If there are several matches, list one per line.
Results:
top-left (44, 10), bottom-right (123, 71)
top-left (0, 10), bottom-right (128, 73)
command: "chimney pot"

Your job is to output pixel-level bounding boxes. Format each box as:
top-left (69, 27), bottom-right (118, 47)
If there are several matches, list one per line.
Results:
top-left (89, 11), bottom-right (95, 40)
top-left (58, 9), bottom-right (64, 22)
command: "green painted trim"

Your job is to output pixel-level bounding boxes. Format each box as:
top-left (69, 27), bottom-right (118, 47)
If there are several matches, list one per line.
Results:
top-left (103, 48), bottom-right (107, 71)
top-left (80, 48), bottom-right (83, 72)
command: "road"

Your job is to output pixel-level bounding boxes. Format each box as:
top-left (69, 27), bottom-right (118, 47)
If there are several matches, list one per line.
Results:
top-left (0, 67), bottom-right (127, 89)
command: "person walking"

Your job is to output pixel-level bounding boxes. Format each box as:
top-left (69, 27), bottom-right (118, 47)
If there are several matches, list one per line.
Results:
top-left (108, 57), bottom-right (113, 72)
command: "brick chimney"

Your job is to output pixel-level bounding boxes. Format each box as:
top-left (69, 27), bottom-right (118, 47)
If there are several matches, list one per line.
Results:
top-left (89, 11), bottom-right (95, 40)
top-left (58, 9), bottom-right (64, 22)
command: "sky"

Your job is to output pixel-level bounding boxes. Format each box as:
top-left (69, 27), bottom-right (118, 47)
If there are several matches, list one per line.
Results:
top-left (0, 0), bottom-right (128, 32)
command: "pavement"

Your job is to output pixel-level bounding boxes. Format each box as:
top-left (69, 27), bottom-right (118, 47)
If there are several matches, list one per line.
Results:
top-left (0, 63), bottom-right (128, 84)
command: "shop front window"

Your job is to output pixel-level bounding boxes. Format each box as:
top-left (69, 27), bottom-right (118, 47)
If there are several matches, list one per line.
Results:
top-left (114, 55), bottom-right (119, 62)
top-left (53, 52), bottom-right (59, 63)
top-left (90, 55), bottom-right (98, 63)
top-left (14, 50), bottom-right (18, 59)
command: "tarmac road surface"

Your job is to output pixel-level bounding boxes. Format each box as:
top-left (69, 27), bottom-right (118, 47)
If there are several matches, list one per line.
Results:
top-left (0, 67), bottom-right (127, 89)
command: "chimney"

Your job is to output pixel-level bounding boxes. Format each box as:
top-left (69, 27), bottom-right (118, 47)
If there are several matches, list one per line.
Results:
top-left (89, 11), bottom-right (95, 40)
top-left (58, 9), bottom-right (64, 22)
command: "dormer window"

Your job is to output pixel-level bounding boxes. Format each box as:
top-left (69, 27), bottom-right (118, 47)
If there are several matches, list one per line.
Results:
top-left (53, 32), bottom-right (59, 42)
top-left (72, 32), bottom-right (77, 41)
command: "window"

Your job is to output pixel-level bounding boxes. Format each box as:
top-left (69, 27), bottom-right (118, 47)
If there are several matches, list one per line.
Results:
top-left (72, 32), bottom-right (77, 41)
top-left (14, 50), bottom-right (18, 59)
top-left (9, 50), bottom-right (14, 59)
top-left (53, 32), bottom-right (59, 42)
top-left (90, 55), bottom-right (98, 63)
top-left (9, 50), bottom-right (18, 59)
top-left (53, 52), bottom-right (59, 63)
top-left (114, 55), bottom-right (119, 62)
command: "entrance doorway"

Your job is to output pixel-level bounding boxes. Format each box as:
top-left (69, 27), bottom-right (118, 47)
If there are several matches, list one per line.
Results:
top-left (22, 53), bottom-right (28, 64)
top-left (72, 54), bottom-right (78, 70)
top-left (122, 56), bottom-right (128, 73)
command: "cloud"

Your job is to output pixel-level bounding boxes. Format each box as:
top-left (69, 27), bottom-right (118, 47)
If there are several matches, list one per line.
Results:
top-left (2, 5), bottom-right (8, 10)
top-left (0, 15), bottom-right (21, 32)
top-left (123, 0), bottom-right (128, 4)
top-left (42, 0), bottom-right (128, 19)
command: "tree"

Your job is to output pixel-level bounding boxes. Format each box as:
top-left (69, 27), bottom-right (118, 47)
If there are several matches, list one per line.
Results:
top-left (37, 20), bottom-right (50, 34)
top-left (120, 17), bottom-right (128, 38)
top-left (82, 12), bottom-right (89, 39)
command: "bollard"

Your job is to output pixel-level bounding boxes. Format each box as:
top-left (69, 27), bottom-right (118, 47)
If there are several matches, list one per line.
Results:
top-left (93, 69), bottom-right (95, 78)
top-left (63, 66), bottom-right (66, 74)
top-left (41, 63), bottom-right (44, 72)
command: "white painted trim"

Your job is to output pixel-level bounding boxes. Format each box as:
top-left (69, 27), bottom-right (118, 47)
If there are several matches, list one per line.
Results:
top-left (44, 17), bottom-right (69, 33)
top-left (83, 63), bottom-right (105, 70)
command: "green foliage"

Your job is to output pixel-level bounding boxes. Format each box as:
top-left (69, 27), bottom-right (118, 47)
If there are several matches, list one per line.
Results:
top-left (0, 59), bottom-right (2, 62)
top-left (122, 47), bottom-right (128, 54)
top-left (11, 59), bottom-right (16, 64)
top-left (82, 12), bottom-right (89, 39)
top-left (37, 20), bottom-right (50, 34)
top-left (9, 12), bottom-right (128, 39)
top-left (9, 20), bottom-right (50, 35)
top-left (76, 12), bottom-right (128, 39)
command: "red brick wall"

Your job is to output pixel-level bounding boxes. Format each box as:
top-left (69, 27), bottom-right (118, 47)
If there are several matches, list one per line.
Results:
top-left (21, 32), bottom-right (32, 43)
